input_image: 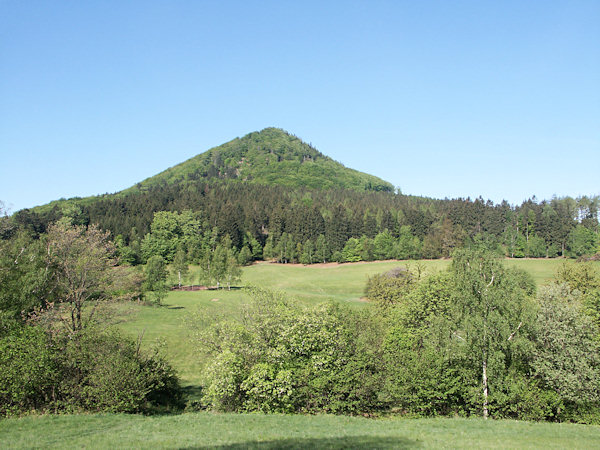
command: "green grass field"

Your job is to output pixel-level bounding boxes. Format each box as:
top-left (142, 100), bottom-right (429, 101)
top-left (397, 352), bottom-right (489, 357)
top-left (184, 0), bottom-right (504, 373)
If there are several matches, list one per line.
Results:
top-left (3, 412), bottom-right (600, 449)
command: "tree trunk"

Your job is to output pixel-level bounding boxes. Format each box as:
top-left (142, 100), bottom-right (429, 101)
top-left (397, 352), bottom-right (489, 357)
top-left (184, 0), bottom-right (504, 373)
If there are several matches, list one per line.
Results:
top-left (178, 270), bottom-right (182, 288)
top-left (482, 354), bottom-right (489, 419)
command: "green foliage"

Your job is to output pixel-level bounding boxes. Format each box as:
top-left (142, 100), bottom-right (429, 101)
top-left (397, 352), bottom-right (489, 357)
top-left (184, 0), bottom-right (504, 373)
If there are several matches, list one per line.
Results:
top-left (126, 128), bottom-right (394, 194)
top-left (491, 372), bottom-right (562, 421)
top-left (0, 232), bottom-right (57, 318)
top-left (568, 225), bottom-right (599, 258)
top-left (555, 260), bottom-right (600, 295)
top-left (531, 284), bottom-right (600, 408)
top-left (450, 248), bottom-right (535, 418)
top-left (198, 241), bottom-right (241, 289)
top-left (364, 267), bottom-right (415, 309)
top-left (342, 237), bottom-right (362, 262)
top-left (237, 245), bottom-right (253, 266)
top-left (141, 210), bottom-right (204, 263)
top-left (0, 319), bottom-right (59, 416)
top-left (196, 287), bottom-right (384, 414)
top-left (555, 261), bottom-right (600, 328)
top-left (171, 247), bottom-right (189, 288)
top-left (0, 322), bottom-right (183, 416)
top-left (60, 328), bottom-right (183, 413)
top-left (143, 256), bottom-right (169, 304)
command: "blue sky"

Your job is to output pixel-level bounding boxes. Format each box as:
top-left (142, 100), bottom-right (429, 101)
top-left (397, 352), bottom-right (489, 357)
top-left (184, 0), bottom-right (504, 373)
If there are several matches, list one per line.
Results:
top-left (1, 0), bottom-right (598, 212)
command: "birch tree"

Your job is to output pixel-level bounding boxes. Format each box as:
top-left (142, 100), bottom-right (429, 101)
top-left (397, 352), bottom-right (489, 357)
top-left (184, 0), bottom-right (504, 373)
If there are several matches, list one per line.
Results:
top-left (451, 249), bottom-right (532, 419)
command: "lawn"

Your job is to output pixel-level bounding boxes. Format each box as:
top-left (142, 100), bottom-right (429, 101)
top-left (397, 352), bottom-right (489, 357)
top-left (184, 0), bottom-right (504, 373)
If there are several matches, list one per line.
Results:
top-left (2, 412), bottom-right (600, 449)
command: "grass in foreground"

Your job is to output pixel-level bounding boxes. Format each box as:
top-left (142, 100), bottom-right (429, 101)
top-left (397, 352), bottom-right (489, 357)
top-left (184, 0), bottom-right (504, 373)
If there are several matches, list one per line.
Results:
top-left (2, 413), bottom-right (600, 449)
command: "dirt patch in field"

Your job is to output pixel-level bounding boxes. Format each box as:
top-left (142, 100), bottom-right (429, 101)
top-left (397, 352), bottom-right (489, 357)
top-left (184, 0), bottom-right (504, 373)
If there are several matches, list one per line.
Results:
top-left (254, 259), bottom-right (411, 269)
top-left (171, 285), bottom-right (210, 291)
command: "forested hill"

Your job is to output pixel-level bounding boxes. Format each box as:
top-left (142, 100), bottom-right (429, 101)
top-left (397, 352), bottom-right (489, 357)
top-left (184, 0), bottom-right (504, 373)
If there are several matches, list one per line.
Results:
top-left (8, 127), bottom-right (598, 263)
top-left (124, 128), bottom-right (394, 193)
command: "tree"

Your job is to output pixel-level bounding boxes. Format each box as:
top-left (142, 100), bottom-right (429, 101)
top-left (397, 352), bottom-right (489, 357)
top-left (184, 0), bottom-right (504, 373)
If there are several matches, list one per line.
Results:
top-left (224, 248), bottom-right (242, 290)
top-left (373, 230), bottom-right (395, 260)
top-left (143, 255), bottom-right (169, 304)
top-left (315, 234), bottom-right (330, 263)
top-left (0, 232), bottom-right (57, 318)
top-left (0, 200), bottom-right (15, 239)
top-left (531, 284), bottom-right (600, 409)
top-left (450, 249), bottom-right (533, 419)
top-left (237, 246), bottom-right (253, 266)
top-left (46, 222), bottom-right (118, 332)
top-left (342, 238), bottom-right (362, 262)
top-left (364, 267), bottom-right (415, 310)
top-left (567, 225), bottom-right (598, 258)
top-left (299, 239), bottom-right (315, 265)
top-left (172, 248), bottom-right (189, 288)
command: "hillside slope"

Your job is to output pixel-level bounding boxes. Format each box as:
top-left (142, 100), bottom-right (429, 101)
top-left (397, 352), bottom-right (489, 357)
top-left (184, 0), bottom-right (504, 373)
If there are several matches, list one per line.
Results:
top-left (124, 128), bottom-right (393, 193)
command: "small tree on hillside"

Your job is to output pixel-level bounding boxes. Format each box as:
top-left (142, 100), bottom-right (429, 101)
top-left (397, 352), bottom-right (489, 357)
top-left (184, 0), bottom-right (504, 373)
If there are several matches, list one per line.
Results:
top-left (47, 222), bottom-right (118, 332)
top-left (224, 249), bottom-right (242, 290)
top-left (172, 247), bottom-right (189, 289)
top-left (143, 255), bottom-right (169, 305)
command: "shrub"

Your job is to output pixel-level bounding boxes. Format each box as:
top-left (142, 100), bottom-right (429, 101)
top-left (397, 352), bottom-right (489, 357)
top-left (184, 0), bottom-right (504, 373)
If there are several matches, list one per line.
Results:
top-left (0, 322), bottom-right (183, 416)
top-left (197, 288), bottom-right (385, 414)
top-left (0, 320), bottom-right (59, 416)
top-left (364, 267), bottom-right (415, 309)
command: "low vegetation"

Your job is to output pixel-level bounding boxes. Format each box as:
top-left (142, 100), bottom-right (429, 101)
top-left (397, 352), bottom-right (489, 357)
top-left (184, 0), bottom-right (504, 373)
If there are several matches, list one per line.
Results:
top-left (3, 413), bottom-right (600, 448)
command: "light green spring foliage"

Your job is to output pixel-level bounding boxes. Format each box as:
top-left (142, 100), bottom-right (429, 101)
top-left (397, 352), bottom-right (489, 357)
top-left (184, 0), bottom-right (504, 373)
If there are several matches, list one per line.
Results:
top-left (532, 283), bottom-right (600, 406)
top-left (364, 267), bottom-right (416, 310)
top-left (143, 255), bottom-right (169, 304)
top-left (555, 260), bottom-right (600, 328)
top-left (126, 128), bottom-right (394, 193)
top-left (195, 287), bottom-right (383, 414)
top-left (0, 232), bottom-right (53, 318)
top-left (141, 210), bottom-right (204, 263)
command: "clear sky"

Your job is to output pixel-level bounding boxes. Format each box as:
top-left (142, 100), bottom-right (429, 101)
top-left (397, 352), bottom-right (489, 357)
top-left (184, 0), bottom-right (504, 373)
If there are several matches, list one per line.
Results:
top-left (1, 0), bottom-right (598, 212)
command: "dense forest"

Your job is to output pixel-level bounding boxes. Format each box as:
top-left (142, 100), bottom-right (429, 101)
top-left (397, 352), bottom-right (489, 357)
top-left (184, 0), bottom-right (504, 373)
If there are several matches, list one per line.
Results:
top-left (6, 128), bottom-right (598, 266)
top-left (8, 181), bottom-right (599, 266)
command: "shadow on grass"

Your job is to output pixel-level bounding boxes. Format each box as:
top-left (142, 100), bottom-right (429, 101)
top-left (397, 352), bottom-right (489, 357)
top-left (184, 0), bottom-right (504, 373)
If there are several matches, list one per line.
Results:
top-left (182, 385), bottom-right (203, 400)
top-left (188, 436), bottom-right (418, 449)
top-left (168, 306), bottom-right (185, 310)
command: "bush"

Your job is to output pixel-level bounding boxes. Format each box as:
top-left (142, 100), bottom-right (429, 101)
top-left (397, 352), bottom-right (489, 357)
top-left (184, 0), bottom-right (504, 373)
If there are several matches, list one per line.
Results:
top-left (0, 320), bottom-right (59, 416)
top-left (0, 322), bottom-right (183, 416)
top-left (60, 328), bottom-right (183, 413)
top-left (365, 267), bottom-right (415, 309)
top-left (197, 288), bottom-right (385, 414)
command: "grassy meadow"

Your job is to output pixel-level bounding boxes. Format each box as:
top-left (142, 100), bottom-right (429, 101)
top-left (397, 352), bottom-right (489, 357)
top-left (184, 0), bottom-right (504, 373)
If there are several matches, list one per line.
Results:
top-left (118, 258), bottom-right (566, 387)
top-left (3, 412), bottom-right (600, 449)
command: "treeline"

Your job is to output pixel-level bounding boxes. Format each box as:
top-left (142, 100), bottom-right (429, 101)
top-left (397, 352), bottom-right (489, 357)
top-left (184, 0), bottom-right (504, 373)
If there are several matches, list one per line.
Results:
top-left (195, 253), bottom-right (600, 422)
top-left (10, 181), bottom-right (597, 264)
